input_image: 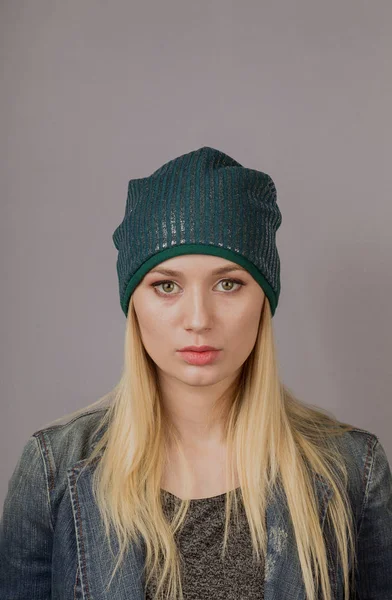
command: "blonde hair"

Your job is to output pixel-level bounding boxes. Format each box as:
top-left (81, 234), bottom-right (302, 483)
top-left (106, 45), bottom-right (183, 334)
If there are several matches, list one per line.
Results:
top-left (79, 295), bottom-right (357, 600)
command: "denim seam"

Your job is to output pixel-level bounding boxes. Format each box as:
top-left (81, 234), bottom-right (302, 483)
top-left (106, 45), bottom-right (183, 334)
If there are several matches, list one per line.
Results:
top-left (69, 465), bottom-right (93, 600)
top-left (357, 434), bottom-right (378, 540)
top-left (33, 408), bottom-right (108, 436)
top-left (36, 431), bottom-right (55, 492)
top-left (74, 565), bottom-right (81, 600)
top-left (34, 433), bottom-right (55, 533)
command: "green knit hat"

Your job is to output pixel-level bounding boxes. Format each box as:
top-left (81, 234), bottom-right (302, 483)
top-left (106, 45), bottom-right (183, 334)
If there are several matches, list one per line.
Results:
top-left (112, 146), bottom-right (282, 317)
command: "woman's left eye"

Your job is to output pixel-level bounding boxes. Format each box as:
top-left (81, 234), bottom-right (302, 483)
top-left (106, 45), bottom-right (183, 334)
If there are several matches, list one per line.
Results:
top-left (151, 278), bottom-right (245, 296)
top-left (217, 278), bottom-right (244, 292)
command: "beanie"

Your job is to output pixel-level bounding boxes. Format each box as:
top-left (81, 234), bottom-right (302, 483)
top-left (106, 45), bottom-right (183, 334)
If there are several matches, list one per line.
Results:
top-left (112, 146), bottom-right (282, 317)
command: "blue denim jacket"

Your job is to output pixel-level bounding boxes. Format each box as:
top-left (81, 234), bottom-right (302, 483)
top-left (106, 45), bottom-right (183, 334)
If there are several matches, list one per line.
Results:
top-left (1, 406), bottom-right (392, 599)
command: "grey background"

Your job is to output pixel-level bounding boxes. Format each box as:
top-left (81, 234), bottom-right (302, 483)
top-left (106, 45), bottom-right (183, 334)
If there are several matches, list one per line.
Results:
top-left (1, 0), bottom-right (391, 505)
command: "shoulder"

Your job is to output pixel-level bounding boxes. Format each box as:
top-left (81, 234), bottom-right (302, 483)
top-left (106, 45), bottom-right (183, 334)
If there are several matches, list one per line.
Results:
top-left (337, 425), bottom-right (379, 460)
top-left (331, 425), bottom-right (380, 480)
top-left (28, 404), bottom-right (110, 497)
top-left (32, 405), bottom-right (110, 466)
top-left (3, 404), bottom-right (111, 537)
top-left (336, 426), bottom-right (392, 585)
top-left (327, 425), bottom-right (390, 518)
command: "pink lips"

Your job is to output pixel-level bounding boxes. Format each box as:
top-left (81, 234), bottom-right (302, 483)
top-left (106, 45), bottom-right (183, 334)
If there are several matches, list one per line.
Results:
top-left (177, 348), bottom-right (221, 365)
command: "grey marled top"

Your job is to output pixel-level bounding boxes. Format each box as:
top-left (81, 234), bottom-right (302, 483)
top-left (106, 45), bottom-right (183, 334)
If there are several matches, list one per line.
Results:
top-left (145, 487), bottom-right (265, 599)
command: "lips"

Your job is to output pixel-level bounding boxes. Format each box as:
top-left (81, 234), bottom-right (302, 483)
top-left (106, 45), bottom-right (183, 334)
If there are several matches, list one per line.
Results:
top-left (178, 348), bottom-right (221, 365)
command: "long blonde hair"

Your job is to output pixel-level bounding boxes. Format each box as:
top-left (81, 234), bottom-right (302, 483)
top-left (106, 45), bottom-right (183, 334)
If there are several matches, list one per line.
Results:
top-left (80, 295), bottom-right (357, 600)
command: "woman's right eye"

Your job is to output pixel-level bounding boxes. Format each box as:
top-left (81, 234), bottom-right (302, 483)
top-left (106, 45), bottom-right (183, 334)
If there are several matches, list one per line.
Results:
top-left (151, 280), bottom-right (179, 295)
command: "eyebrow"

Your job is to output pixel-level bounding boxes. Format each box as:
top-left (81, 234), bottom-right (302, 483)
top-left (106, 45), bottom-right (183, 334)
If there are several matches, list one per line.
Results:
top-left (148, 265), bottom-right (248, 277)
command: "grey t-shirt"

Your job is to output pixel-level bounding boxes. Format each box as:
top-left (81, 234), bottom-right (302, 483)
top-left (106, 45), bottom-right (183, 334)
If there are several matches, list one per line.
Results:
top-left (145, 488), bottom-right (265, 599)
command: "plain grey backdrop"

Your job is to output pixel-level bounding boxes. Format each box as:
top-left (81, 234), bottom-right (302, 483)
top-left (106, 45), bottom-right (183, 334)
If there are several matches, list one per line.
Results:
top-left (1, 1), bottom-right (391, 506)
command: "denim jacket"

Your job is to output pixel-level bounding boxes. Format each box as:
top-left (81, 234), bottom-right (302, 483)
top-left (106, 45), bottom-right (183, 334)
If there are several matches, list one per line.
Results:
top-left (1, 406), bottom-right (392, 599)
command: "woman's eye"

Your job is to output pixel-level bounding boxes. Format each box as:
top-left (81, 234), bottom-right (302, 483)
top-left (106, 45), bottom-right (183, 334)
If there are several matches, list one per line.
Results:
top-left (218, 279), bottom-right (244, 292)
top-left (151, 279), bottom-right (244, 296)
top-left (152, 281), bottom-right (179, 295)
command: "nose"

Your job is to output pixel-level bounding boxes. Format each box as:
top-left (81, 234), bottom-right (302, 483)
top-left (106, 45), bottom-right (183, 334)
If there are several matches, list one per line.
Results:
top-left (182, 289), bottom-right (214, 331)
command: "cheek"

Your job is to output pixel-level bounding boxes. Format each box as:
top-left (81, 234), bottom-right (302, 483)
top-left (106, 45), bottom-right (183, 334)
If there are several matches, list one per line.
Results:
top-left (233, 303), bottom-right (261, 329)
top-left (227, 307), bottom-right (261, 349)
top-left (134, 293), bottom-right (166, 332)
top-left (137, 311), bottom-right (172, 351)
top-left (132, 290), bottom-right (175, 358)
top-left (137, 322), bottom-right (167, 366)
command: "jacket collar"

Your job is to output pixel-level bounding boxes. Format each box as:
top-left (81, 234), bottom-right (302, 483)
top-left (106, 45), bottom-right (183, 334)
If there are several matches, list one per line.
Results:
top-left (69, 436), bottom-right (335, 600)
top-left (90, 415), bottom-right (109, 452)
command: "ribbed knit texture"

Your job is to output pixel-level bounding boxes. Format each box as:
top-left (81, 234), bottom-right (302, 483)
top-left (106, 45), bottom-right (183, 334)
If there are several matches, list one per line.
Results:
top-left (112, 146), bottom-right (282, 317)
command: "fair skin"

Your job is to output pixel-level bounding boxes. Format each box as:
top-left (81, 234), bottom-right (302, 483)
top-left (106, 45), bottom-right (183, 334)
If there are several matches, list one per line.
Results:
top-left (132, 254), bottom-right (265, 497)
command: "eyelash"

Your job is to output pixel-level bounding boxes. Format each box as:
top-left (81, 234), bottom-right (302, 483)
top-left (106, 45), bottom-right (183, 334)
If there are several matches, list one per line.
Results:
top-left (151, 278), bottom-right (245, 297)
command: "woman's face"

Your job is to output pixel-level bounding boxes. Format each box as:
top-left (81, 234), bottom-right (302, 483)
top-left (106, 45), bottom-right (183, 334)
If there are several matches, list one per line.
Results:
top-left (131, 254), bottom-right (265, 389)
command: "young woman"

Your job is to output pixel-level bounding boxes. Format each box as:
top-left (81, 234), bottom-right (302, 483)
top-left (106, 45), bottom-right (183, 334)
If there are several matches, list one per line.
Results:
top-left (1, 146), bottom-right (391, 599)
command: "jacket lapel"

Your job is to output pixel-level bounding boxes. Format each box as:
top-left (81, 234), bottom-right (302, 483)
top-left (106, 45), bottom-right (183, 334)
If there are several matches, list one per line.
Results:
top-left (67, 456), bottom-right (147, 600)
top-left (68, 451), bottom-right (334, 600)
